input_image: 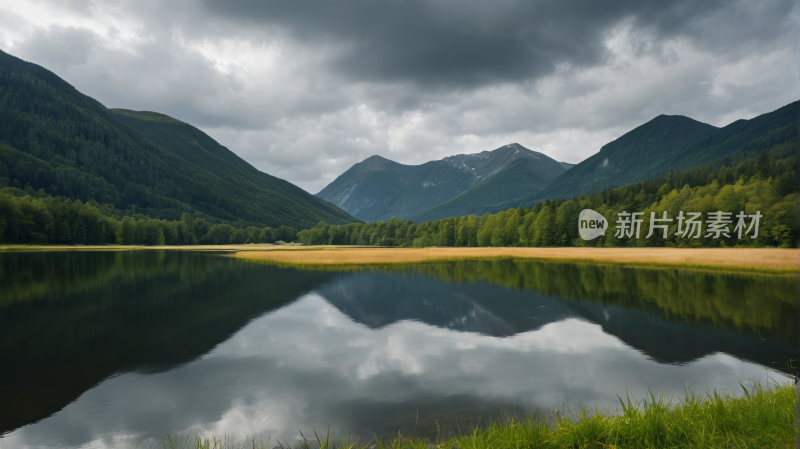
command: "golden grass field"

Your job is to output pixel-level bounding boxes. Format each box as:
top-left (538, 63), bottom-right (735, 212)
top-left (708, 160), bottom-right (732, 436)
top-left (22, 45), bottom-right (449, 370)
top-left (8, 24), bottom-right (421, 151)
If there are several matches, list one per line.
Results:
top-left (2, 244), bottom-right (796, 273)
top-left (233, 246), bottom-right (799, 273)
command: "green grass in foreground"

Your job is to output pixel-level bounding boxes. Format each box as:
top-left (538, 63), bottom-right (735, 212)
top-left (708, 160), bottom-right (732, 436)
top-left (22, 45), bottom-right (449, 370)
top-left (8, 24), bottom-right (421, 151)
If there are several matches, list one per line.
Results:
top-left (157, 378), bottom-right (796, 449)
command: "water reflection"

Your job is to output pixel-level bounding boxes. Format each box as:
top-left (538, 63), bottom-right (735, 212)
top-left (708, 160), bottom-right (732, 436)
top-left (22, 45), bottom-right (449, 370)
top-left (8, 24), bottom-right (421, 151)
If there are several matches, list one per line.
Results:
top-left (386, 260), bottom-right (795, 339)
top-left (0, 251), bottom-right (335, 435)
top-left (318, 268), bottom-right (795, 367)
top-left (0, 252), bottom-right (794, 448)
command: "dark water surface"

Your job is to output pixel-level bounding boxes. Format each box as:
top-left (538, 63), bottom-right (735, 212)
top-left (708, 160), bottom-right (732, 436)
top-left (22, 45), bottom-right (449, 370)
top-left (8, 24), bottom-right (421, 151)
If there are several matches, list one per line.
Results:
top-left (0, 251), bottom-right (795, 448)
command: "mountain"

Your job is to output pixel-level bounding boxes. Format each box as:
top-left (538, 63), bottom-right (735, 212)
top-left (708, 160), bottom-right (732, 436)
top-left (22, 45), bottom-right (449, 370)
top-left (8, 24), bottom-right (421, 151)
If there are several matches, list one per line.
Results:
top-left (317, 143), bottom-right (567, 222)
top-left (527, 101), bottom-right (798, 204)
top-left (0, 50), bottom-right (358, 229)
top-left (315, 155), bottom-right (420, 222)
top-left (526, 115), bottom-right (719, 203)
top-left (412, 156), bottom-right (564, 222)
top-left (668, 100), bottom-right (799, 169)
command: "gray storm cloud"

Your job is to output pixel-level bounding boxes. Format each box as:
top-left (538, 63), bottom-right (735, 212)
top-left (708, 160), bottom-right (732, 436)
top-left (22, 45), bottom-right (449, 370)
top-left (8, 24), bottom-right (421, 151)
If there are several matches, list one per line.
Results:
top-left (1, 0), bottom-right (797, 193)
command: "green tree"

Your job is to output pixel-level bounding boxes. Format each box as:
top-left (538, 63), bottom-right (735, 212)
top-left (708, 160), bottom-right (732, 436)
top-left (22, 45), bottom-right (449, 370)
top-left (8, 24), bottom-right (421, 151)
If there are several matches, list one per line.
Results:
top-left (202, 224), bottom-right (234, 245)
top-left (532, 206), bottom-right (555, 246)
top-left (121, 217), bottom-right (136, 245)
top-left (144, 221), bottom-right (165, 246)
top-left (229, 228), bottom-right (248, 244)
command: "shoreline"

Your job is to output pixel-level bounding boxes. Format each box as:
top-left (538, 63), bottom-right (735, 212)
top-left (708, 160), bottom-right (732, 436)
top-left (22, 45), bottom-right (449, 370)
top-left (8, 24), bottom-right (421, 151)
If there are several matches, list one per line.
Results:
top-left (234, 246), bottom-right (799, 274)
top-left (165, 379), bottom-right (796, 449)
top-left (2, 244), bottom-right (796, 274)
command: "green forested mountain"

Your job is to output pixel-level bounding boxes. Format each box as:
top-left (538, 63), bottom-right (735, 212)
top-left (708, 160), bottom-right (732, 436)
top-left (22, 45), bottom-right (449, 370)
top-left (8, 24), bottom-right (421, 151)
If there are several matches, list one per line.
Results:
top-left (0, 50), bottom-right (358, 229)
top-left (317, 143), bottom-right (567, 222)
top-left (315, 155), bottom-right (421, 221)
top-left (411, 156), bottom-right (567, 223)
top-left (528, 101), bottom-right (798, 205)
top-left (298, 147), bottom-right (797, 249)
top-left (526, 115), bottom-right (719, 204)
top-left (668, 101), bottom-right (799, 169)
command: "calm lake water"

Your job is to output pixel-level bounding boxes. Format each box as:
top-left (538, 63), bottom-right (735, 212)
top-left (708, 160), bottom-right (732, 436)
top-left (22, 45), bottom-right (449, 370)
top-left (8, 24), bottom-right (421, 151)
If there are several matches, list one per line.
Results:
top-left (0, 251), bottom-right (795, 448)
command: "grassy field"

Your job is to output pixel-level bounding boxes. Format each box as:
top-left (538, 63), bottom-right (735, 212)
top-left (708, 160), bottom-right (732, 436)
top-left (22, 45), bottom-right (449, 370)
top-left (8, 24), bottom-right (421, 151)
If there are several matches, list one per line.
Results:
top-left (3, 244), bottom-right (796, 273)
top-left (234, 246), bottom-right (798, 274)
top-left (161, 378), bottom-right (796, 449)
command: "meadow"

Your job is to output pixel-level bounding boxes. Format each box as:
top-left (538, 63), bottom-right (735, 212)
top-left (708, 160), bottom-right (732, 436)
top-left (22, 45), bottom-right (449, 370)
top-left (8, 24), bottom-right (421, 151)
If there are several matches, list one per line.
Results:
top-left (233, 246), bottom-right (798, 274)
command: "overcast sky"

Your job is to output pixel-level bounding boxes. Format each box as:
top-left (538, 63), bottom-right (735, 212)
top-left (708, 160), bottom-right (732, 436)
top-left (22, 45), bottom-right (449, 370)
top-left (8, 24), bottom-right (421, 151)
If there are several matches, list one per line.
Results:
top-left (1, 0), bottom-right (798, 193)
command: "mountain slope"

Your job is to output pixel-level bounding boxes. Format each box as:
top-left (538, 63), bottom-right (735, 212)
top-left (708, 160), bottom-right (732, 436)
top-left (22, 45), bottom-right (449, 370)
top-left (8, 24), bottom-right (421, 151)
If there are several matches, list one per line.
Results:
top-left (317, 143), bottom-right (566, 222)
top-left (315, 155), bottom-right (420, 221)
top-left (668, 100), bottom-right (799, 169)
top-left (527, 115), bottom-right (719, 203)
top-left (525, 101), bottom-right (798, 205)
top-left (559, 162), bottom-right (576, 170)
top-left (412, 156), bottom-right (562, 222)
top-left (109, 109), bottom-right (357, 227)
top-left (0, 50), bottom-right (357, 229)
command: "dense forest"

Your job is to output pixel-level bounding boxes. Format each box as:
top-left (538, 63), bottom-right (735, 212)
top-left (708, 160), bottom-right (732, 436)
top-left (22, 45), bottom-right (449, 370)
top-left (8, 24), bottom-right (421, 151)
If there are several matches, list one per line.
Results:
top-left (0, 186), bottom-right (297, 245)
top-left (0, 50), bottom-right (357, 229)
top-left (2, 142), bottom-right (795, 248)
top-left (295, 150), bottom-right (798, 248)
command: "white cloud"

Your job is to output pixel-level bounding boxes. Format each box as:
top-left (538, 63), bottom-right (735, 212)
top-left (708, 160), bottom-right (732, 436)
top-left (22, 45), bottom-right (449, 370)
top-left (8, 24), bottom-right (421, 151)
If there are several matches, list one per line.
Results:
top-left (1, 0), bottom-right (796, 193)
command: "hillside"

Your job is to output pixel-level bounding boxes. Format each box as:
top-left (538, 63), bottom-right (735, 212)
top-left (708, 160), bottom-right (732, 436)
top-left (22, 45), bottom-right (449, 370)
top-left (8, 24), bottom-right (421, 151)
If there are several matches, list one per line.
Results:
top-left (317, 143), bottom-right (566, 222)
top-left (0, 49), bottom-right (357, 229)
top-left (668, 101), bottom-right (799, 169)
top-left (527, 101), bottom-right (799, 205)
top-left (315, 155), bottom-right (420, 221)
top-left (526, 115), bottom-right (719, 203)
top-left (412, 156), bottom-right (561, 222)
top-left (559, 162), bottom-right (576, 170)
top-left (297, 147), bottom-right (797, 250)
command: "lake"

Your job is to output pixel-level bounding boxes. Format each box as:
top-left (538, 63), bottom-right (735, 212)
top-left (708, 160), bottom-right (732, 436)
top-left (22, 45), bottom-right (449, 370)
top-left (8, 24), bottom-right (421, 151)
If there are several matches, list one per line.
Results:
top-left (0, 250), bottom-right (795, 448)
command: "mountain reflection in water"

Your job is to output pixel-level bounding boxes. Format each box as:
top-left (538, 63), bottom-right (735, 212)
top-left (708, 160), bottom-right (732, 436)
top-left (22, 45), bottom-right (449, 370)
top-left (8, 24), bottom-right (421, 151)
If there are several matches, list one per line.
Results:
top-left (0, 251), bottom-right (794, 448)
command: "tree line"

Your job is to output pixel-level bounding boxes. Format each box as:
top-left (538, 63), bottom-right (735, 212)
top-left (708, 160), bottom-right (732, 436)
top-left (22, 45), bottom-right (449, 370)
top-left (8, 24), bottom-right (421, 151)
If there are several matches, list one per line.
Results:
top-left (0, 53), bottom-right (355, 228)
top-left (2, 149), bottom-right (795, 248)
top-left (0, 186), bottom-right (298, 245)
top-left (296, 150), bottom-right (797, 248)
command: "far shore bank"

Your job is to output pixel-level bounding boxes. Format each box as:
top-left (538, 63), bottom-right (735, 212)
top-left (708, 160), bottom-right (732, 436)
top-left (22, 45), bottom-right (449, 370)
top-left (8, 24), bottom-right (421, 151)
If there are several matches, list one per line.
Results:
top-left (2, 244), bottom-right (796, 273)
top-left (233, 246), bottom-right (799, 274)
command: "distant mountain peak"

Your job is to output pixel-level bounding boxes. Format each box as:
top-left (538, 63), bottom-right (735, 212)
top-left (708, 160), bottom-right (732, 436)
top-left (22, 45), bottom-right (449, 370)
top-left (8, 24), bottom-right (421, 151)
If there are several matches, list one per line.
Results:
top-left (317, 142), bottom-right (567, 222)
top-left (362, 154), bottom-right (388, 162)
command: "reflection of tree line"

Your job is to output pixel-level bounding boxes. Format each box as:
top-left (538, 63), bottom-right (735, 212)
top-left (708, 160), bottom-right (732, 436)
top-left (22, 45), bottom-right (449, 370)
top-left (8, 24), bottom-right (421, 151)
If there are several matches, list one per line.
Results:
top-left (383, 260), bottom-right (795, 340)
top-left (0, 252), bottom-right (334, 435)
top-left (0, 250), bottom-right (211, 306)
